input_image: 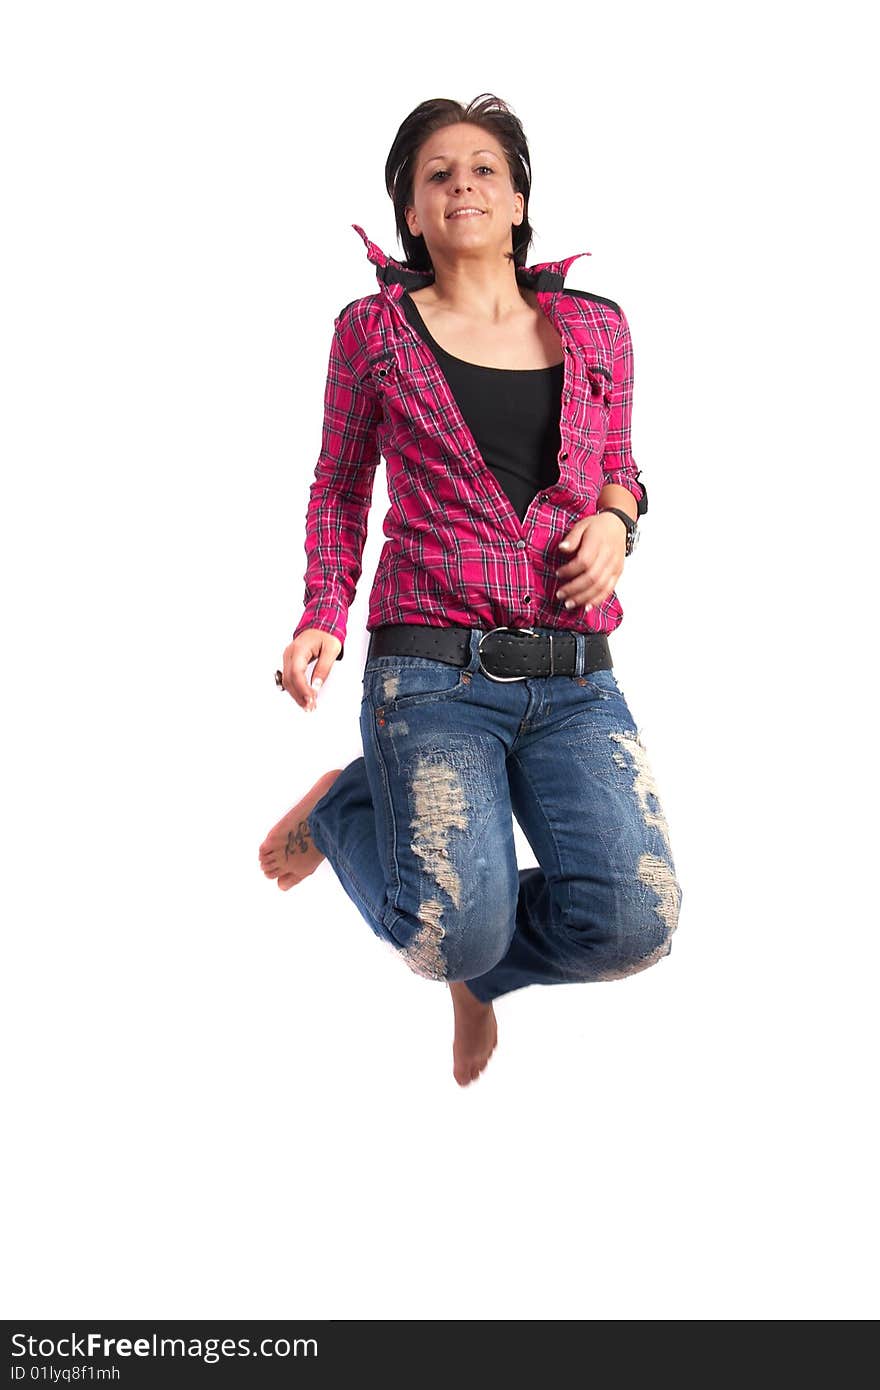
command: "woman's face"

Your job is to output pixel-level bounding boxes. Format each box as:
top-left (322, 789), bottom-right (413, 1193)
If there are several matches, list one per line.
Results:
top-left (404, 122), bottom-right (524, 266)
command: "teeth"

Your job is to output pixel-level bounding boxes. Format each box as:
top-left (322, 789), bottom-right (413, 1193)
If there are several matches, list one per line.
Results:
top-left (449, 209), bottom-right (484, 218)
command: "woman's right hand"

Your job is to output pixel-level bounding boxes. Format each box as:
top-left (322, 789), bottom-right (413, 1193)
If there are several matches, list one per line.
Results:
top-left (280, 629), bottom-right (343, 712)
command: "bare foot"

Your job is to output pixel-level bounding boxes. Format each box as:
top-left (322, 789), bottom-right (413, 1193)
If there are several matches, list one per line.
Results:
top-left (258, 769), bottom-right (344, 891)
top-left (449, 981), bottom-right (498, 1086)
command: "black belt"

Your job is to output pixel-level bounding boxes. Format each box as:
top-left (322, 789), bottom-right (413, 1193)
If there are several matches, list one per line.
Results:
top-left (366, 624), bottom-right (612, 682)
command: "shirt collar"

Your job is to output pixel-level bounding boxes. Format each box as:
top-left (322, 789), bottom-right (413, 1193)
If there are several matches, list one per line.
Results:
top-left (351, 223), bottom-right (590, 295)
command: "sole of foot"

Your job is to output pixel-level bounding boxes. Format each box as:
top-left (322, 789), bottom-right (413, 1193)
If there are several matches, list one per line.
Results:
top-left (258, 769), bottom-right (344, 890)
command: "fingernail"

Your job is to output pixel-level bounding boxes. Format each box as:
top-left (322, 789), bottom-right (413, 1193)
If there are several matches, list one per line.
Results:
top-left (565, 599), bottom-right (575, 609)
top-left (312, 678), bottom-right (323, 690)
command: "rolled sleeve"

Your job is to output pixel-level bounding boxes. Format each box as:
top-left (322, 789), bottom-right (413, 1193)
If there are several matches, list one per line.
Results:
top-left (291, 320), bottom-right (383, 661)
top-left (601, 305), bottom-right (648, 517)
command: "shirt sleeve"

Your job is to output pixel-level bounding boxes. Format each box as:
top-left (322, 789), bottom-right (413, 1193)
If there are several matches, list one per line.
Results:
top-left (600, 305), bottom-right (648, 517)
top-left (291, 320), bottom-right (383, 661)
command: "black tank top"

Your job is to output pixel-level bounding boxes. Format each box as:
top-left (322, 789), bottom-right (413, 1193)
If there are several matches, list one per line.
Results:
top-left (400, 290), bottom-right (564, 524)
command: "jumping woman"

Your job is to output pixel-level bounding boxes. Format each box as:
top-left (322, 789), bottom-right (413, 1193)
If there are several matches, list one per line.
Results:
top-left (259, 94), bottom-right (683, 1087)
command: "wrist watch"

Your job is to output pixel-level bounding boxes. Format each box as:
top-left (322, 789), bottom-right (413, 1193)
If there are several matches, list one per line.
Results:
top-left (597, 506), bottom-right (639, 556)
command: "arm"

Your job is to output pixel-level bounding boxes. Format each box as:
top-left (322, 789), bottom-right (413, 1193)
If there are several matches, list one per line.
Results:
top-left (291, 319), bottom-right (383, 662)
top-left (596, 304), bottom-right (648, 523)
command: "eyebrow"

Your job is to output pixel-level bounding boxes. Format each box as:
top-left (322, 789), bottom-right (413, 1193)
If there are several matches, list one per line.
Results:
top-left (422, 149), bottom-right (498, 168)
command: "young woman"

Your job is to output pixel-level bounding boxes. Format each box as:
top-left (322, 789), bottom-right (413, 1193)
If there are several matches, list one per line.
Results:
top-left (259, 94), bottom-right (683, 1087)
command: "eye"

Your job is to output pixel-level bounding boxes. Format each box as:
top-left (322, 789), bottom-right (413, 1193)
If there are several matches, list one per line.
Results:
top-left (429, 165), bottom-right (494, 181)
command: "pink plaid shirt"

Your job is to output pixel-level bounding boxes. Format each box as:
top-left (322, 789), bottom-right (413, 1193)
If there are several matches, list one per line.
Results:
top-left (292, 223), bottom-right (648, 661)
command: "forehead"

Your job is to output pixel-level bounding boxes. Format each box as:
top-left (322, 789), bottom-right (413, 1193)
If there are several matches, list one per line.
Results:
top-left (418, 124), bottom-right (505, 164)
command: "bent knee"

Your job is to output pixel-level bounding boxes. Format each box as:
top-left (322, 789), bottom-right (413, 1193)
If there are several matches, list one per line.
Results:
top-left (567, 871), bottom-right (682, 982)
top-left (595, 915), bottom-right (675, 981)
top-left (390, 903), bottom-right (510, 984)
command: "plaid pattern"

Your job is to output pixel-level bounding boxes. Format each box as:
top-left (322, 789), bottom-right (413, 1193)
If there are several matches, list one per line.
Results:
top-left (292, 224), bottom-right (648, 660)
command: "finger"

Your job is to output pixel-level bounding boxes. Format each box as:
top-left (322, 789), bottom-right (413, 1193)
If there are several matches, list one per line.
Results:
top-left (562, 568), bottom-right (614, 607)
top-left (555, 557), bottom-right (580, 581)
top-left (557, 523), bottom-right (589, 558)
top-left (286, 654), bottom-right (318, 711)
top-left (300, 649), bottom-right (339, 712)
top-left (574, 574), bottom-right (609, 606)
top-left (561, 554), bottom-right (618, 600)
top-left (573, 571), bottom-right (619, 607)
top-left (556, 562), bottom-right (591, 599)
top-left (307, 660), bottom-right (332, 705)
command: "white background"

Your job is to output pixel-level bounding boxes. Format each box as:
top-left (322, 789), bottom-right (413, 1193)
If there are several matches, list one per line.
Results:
top-left (2, 0), bottom-right (876, 1320)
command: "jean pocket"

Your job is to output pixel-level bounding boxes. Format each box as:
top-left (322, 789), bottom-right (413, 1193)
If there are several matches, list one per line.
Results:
top-left (568, 666), bottom-right (620, 697)
top-left (363, 656), bottom-right (470, 712)
top-left (557, 666), bottom-right (637, 742)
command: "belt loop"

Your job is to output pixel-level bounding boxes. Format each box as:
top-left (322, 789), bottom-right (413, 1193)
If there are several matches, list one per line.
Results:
top-left (575, 633), bottom-right (585, 678)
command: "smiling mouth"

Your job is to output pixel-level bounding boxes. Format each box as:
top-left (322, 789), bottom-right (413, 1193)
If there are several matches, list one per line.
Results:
top-left (446, 208), bottom-right (486, 219)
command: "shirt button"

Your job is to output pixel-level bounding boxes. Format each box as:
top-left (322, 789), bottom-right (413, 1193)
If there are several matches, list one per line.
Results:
top-left (516, 539), bottom-right (526, 549)
top-left (560, 452), bottom-right (568, 460)
top-left (523, 594), bottom-right (531, 603)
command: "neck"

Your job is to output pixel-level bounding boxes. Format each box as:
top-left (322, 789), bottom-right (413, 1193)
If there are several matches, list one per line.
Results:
top-left (423, 254), bottom-right (525, 320)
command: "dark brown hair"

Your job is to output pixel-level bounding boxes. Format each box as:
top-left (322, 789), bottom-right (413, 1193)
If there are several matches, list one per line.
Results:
top-left (384, 93), bottom-right (535, 273)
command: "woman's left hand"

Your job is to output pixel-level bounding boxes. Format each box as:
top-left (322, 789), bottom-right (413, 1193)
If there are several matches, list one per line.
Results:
top-left (554, 512), bottom-right (627, 611)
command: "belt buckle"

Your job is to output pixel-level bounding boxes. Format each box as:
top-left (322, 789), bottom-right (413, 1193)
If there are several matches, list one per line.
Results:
top-left (477, 626), bottom-right (543, 682)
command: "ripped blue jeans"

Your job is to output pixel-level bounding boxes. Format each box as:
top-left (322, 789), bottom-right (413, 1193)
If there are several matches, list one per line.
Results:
top-left (307, 626), bottom-right (683, 1003)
